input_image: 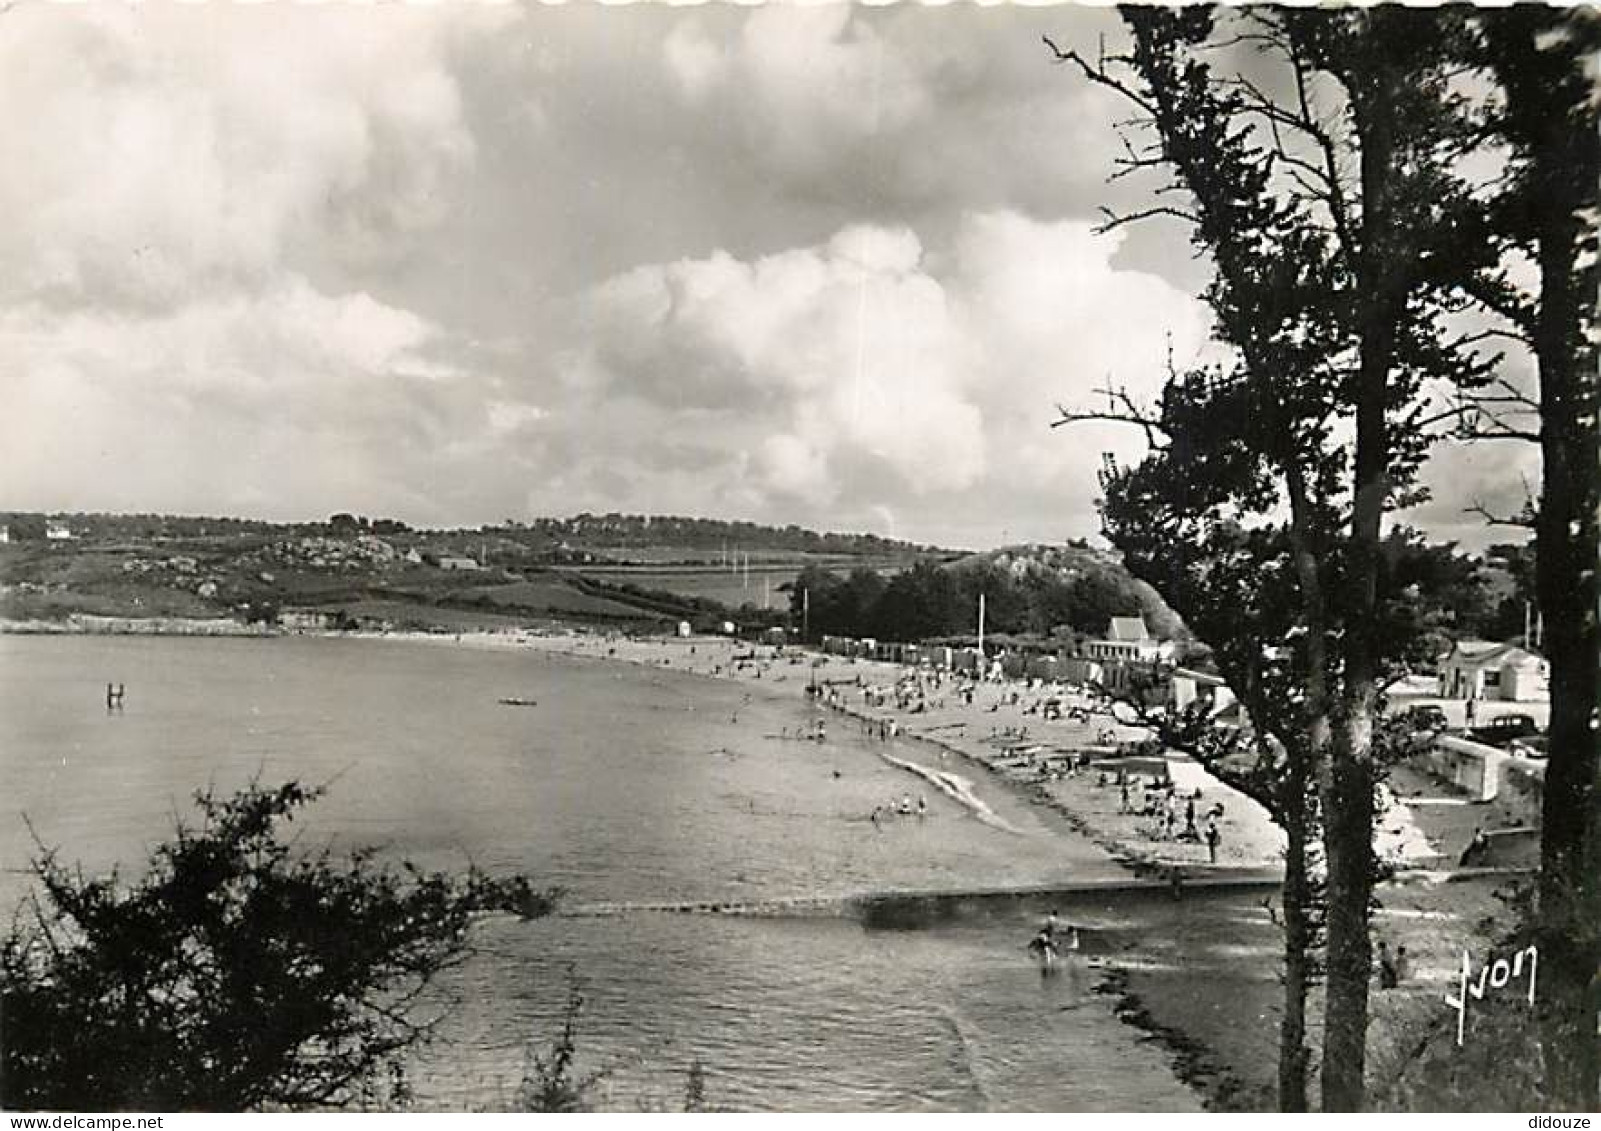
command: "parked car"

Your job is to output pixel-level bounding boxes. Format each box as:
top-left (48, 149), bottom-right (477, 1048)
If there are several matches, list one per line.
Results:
top-left (1398, 704), bottom-right (1450, 733)
top-left (1507, 734), bottom-right (1549, 759)
top-left (1469, 713), bottom-right (1540, 749)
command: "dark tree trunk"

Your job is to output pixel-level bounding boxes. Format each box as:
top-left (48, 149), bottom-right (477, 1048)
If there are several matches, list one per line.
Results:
top-left (1320, 21), bottom-right (1398, 1106)
top-left (1481, 9), bottom-right (1600, 1107)
top-left (1278, 752), bottom-right (1316, 1112)
top-left (1530, 94), bottom-right (1600, 1115)
top-left (1319, 727), bottom-right (1376, 1110)
top-left (1279, 463), bottom-right (1330, 1113)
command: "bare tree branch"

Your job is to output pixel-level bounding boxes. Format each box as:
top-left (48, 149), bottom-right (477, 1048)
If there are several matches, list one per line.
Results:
top-left (1043, 35), bottom-right (1159, 119)
top-left (1053, 383), bottom-right (1171, 449)
top-left (1465, 499), bottom-right (1538, 529)
top-left (1095, 204), bottom-right (1201, 233)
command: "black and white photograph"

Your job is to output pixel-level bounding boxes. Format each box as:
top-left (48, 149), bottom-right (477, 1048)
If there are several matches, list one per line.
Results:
top-left (0, 1), bottom-right (1596, 1116)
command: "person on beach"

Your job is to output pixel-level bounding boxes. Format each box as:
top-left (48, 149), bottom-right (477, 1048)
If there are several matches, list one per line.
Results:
top-left (1377, 941), bottom-right (1399, 989)
top-left (1119, 780), bottom-right (1131, 813)
top-left (917, 795), bottom-right (927, 817)
top-left (1205, 818), bottom-right (1221, 863)
top-left (1026, 929), bottom-right (1058, 972)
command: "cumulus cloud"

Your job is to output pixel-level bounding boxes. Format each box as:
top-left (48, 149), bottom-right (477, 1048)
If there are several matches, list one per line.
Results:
top-left (1, 3), bottom-right (1528, 552)
top-left (0, 3), bottom-right (515, 522)
top-left (533, 212), bottom-right (1208, 540)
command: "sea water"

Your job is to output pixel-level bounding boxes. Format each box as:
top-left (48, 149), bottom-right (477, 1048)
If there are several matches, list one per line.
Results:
top-left (0, 634), bottom-right (1205, 1111)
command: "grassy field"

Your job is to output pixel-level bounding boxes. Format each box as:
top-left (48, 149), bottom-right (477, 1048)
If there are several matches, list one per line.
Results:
top-left (565, 553), bottom-right (921, 611)
top-left (568, 567), bottom-right (796, 609)
top-left (454, 578), bottom-right (660, 620)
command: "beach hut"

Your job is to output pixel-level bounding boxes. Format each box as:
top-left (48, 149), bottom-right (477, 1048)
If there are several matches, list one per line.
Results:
top-left (1170, 667), bottom-right (1235, 713)
top-left (925, 645), bottom-right (954, 669)
top-left (1026, 654), bottom-right (1062, 680)
top-left (1060, 657), bottom-right (1103, 686)
top-left (677, 620), bottom-right (692, 638)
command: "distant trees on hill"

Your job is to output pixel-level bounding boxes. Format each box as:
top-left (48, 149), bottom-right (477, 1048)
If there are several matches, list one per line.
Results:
top-left (788, 554), bottom-right (1171, 644)
top-left (492, 514), bottom-right (935, 555)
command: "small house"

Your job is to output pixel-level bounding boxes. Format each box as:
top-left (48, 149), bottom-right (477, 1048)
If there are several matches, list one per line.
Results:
top-left (45, 521), bottom-right (73, 541)
top-left (761, 626), bottom-right (786, 646)
top-left (1438, 640), bottom-right (1549, 702)
top-left (281, 609), bottom-right (332, 632)
top-left (437, 556), bottom-right (481, 572)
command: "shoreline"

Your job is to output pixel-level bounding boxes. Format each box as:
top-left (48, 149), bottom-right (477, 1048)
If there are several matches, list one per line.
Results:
top-left (8, 622), bottom-right (1494, 1110)
top-left (507, 631), bottom-right (1292, 1111)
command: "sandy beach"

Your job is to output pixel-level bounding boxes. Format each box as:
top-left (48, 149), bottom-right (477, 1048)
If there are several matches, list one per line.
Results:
top-left (523, 629), bottom-right (1528, 1108)
top-left (326, 626), bottom-right (1518, 1109)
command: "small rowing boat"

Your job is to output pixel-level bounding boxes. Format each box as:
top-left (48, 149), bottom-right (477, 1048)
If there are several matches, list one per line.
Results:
top-left (498, 697), bottom-right (539, 707)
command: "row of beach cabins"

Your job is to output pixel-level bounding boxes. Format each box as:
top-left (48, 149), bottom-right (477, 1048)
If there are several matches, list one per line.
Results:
top-left (812, 625), bottom-right (1236, 719)
top-left (817, 633), bottom-right (1099, 683)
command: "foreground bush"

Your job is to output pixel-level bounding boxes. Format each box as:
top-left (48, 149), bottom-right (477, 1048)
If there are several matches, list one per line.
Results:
top-left (1, 780), bottom-right (553, 1111)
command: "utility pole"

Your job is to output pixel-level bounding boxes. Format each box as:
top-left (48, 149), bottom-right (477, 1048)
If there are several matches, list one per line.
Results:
top-left (803, 586), bottom-right (810, 641)
top-left (977, 592), bottom-right (986, 661)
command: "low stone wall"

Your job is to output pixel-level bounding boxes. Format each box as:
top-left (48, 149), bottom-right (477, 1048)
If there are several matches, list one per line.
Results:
top-left (1420, 735), bottom-right (1508, 802)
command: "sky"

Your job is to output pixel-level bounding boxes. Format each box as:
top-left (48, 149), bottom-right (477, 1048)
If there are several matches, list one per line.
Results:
top-left (1, 2), bottom-right (1534, 551)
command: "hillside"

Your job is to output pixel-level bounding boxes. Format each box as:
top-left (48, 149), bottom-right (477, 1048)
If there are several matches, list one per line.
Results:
top-left (0, 510), bottom-right (943, 633)
top-left (790, 540), bottom-right (1190, 647)
top-left (945, 543), bottom-right (1188, 640)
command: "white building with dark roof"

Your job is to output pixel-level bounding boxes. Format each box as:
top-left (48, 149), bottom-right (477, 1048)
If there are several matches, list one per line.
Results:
top-left (1082, 615), bottom-right (1176, 664)
top-left (1439, 640), bottom-right (1549, 702)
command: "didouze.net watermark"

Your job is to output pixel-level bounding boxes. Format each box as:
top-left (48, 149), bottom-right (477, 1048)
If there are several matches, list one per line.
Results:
top-left (7, 1118), bottom-right (163, 1130)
